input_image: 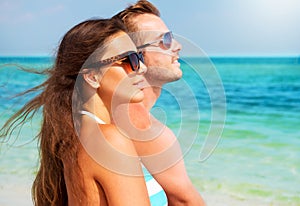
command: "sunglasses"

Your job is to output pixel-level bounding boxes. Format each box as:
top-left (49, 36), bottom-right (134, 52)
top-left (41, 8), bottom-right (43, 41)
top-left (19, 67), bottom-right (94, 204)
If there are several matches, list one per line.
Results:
top-left (119, 52), bottom-right (144, 72)
top-left (86, 52), bottom-right (144, 72)
top-left (137, 31), bottom-right (173, 50)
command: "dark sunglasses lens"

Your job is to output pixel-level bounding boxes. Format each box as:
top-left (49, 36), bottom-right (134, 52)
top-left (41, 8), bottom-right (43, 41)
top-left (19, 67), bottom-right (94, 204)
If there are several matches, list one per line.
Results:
top-left (128, 53), bottom-right (139, 71)
top-left (138, 52), bottom-right (144, 63)
top-left (163, 32), bottom-right (172, 49)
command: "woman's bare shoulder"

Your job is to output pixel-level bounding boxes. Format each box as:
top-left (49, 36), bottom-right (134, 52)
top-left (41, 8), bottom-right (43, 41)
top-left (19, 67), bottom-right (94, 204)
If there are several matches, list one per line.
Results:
top-left (78, 123), bottom-right (142, 177)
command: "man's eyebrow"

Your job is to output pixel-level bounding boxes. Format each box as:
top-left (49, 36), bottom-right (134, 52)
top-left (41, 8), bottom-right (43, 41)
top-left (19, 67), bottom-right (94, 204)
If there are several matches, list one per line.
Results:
top-left (146, 31), bottom-right (165, 39)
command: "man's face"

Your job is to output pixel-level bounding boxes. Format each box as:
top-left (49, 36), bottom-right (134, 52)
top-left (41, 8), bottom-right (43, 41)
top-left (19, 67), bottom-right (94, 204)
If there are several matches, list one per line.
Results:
top-left (134, 14), bottom-right (182, 86)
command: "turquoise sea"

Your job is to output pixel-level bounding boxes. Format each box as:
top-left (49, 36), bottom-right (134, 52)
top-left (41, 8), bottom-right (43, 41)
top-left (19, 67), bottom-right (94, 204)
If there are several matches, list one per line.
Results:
top-left (0, 56), bottom-right (300, 205)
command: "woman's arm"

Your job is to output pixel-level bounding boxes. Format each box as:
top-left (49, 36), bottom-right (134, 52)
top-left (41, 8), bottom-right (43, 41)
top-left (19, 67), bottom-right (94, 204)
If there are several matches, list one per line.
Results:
top-left (77, 123), bottom-right (151, 206)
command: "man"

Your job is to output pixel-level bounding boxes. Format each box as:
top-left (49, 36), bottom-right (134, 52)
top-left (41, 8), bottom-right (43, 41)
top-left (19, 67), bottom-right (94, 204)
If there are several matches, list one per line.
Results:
top-left (113, 1), bottom-right (206, 205)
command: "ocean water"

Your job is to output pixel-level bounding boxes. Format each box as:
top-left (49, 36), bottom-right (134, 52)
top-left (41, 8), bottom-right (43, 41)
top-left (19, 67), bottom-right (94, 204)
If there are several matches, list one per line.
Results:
top-left (0, 56), bottom-right (299, 205)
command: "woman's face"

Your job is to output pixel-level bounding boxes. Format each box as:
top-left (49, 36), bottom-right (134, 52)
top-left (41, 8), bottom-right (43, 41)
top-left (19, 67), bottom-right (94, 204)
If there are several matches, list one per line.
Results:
top-left (95, 32), bottom-right (147, 105)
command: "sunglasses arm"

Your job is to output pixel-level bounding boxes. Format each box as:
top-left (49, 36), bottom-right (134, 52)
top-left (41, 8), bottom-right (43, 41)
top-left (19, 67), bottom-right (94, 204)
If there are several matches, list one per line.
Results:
top-left (137, 40), bottom-right (160, 50)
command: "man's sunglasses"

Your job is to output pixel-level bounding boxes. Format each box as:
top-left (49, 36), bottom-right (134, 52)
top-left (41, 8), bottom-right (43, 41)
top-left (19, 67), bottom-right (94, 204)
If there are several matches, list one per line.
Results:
top-left (86, 52), bottom-right (144, 72)
top-left (137, 31), bottom-right (173, 50)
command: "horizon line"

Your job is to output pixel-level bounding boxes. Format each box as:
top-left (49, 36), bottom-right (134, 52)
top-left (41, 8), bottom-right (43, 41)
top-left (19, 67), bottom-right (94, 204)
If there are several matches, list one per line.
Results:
top-left (0, 54), bottom-right (299, 58)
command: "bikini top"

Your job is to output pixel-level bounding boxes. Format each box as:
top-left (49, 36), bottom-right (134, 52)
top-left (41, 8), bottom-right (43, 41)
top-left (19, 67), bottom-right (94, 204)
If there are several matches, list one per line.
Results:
top-left (79, 110), bottom-right (106, 124)
top-left (79, 110), bottom-right (168, 205)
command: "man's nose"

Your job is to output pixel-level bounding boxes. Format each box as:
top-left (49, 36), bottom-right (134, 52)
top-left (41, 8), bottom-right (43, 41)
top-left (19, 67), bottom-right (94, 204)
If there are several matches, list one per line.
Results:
top-left (172, 39), bottom-right (182, 53)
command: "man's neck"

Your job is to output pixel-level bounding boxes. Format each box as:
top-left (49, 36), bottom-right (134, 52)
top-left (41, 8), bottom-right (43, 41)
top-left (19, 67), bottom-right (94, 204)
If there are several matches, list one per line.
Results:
top-left (142, 86), bottom-right (161, 110)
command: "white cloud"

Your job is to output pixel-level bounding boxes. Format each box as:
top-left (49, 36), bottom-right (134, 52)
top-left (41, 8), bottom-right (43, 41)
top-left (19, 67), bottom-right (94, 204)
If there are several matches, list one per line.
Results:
top-left (0, 0), bottom-right (36, 24)
top-left (42, 4), bottom-right (65, 15)
top-left (0, 1), bottom-right (65, 24)
top-left (0, 1), bottom-right (20, 23)
top-left (1, 0), bottom-right (299, 56)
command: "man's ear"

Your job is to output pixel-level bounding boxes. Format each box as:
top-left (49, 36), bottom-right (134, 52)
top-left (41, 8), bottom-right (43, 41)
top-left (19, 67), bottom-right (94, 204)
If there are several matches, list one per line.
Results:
top-left (82, 70), bottom-right (100, 89)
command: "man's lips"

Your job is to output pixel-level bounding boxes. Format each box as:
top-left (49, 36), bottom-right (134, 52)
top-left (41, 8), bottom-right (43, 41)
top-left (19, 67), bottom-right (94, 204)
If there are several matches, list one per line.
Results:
top-left (172, 56), bottom-right (180, 65)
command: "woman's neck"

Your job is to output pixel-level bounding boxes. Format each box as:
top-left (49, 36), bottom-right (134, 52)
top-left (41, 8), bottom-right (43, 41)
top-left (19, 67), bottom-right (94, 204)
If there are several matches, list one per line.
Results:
top-left (82, 95), bottom-right (111, 124)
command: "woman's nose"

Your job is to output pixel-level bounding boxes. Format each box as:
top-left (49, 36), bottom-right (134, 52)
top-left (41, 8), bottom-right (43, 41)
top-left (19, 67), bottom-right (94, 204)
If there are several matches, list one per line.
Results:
top-left (137, 61), bottom-right (147, 74)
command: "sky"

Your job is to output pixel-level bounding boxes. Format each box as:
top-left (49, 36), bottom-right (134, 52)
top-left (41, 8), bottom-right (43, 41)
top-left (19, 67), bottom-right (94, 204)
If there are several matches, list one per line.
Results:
top-left (0, 0), bottom-right (299, 56)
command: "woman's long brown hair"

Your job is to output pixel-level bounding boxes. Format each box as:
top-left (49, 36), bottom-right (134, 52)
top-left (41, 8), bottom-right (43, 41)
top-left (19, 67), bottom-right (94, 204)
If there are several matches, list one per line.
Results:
top-left (0, 18), bottom-right (126, 205)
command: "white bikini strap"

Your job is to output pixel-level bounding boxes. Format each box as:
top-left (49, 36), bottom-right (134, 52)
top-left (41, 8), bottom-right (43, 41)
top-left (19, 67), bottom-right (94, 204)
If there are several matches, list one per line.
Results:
top-left (79, 110), bottom-right (106, 125)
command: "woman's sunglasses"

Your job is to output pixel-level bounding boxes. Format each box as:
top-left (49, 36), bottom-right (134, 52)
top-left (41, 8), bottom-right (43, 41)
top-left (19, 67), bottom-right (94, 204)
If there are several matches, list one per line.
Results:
top-left (119, 52), bottom-right (144, 72)
top-left (86, 52), bottom-right (144, 72)
top-left (137, 31), bottom-right (173, 50)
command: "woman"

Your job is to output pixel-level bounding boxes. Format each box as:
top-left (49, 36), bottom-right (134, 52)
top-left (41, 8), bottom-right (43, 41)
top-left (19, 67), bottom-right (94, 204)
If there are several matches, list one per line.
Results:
top-left (0, 18), bottom-right (158, 205)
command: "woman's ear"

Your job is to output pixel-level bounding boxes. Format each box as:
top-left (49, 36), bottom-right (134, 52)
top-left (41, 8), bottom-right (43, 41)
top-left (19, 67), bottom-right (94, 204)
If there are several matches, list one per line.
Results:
top-left (82, 70), bottom-right (100, 89)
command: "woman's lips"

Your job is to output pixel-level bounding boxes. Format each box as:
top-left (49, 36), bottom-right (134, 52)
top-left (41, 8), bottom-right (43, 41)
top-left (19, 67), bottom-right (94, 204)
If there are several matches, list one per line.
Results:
top-left (133, 79), bottom-right (145, 89)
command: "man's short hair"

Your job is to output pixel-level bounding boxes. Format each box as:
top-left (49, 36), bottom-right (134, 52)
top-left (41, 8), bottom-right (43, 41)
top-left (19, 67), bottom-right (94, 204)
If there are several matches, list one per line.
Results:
top-left (114, 0), bottom-right (160, 32)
